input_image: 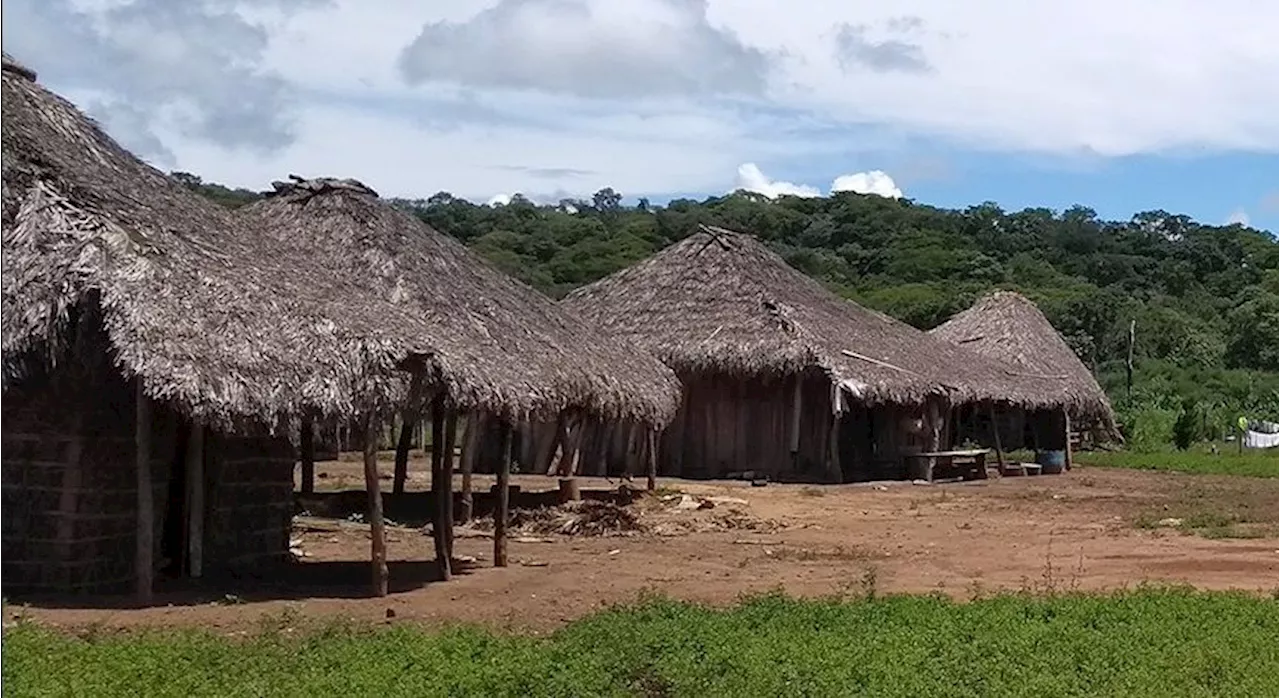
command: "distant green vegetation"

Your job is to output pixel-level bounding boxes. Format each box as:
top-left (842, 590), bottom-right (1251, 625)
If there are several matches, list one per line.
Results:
top-left (6, 589), bottom-right (1276, 697)
top-left (1077, 447), bottom-right (1277, 478)
top-left (175, 174), bottom-right (1280, 448)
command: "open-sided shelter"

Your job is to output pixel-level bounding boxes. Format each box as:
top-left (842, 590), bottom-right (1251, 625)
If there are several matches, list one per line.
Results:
top-left (236, 178), bottom-right (683, 566)
top-left (930, 290), bottom-right (1121, 455)
top-left (557, 226), bottom-right (1055, 482)
top-left (0, 55), bottom-right (451, 597)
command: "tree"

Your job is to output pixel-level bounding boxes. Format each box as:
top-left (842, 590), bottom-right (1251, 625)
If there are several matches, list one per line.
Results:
top-left (591, 187), bottom-right (623, 213)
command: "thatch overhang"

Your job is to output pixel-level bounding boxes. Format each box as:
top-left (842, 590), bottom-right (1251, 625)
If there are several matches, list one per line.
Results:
top-left (931, 290), bottom-right (1121, 436)
top-left (234, 177), bottom-right (683, 426)
top-left (563, 226), bottom-right (1068, 410)
top-left (1, 54), bottom-right (437, 426)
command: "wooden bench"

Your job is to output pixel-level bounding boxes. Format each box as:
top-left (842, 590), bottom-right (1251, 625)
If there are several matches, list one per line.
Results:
top-left (910, 449), bottom-right (991, 482)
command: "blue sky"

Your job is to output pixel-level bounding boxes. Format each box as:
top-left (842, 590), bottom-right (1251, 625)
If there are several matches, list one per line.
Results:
top-left (5, 0), bottom-right (1276, 234)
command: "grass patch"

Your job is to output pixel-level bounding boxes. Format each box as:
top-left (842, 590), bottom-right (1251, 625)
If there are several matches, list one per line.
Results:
top-left (5, 588), bottom-right (1277, 697)
top-left (1075, 449), bottom-right (1277, 478)
top-left (1132, 481), bottom-right (1276, 540)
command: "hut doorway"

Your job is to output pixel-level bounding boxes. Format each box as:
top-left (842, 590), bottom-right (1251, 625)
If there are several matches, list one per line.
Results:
top-left (159, 420), bottom-right (206, 580)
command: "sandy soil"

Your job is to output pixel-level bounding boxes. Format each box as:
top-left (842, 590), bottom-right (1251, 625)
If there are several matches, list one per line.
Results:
top-left (11, 461), bottom-right (1277, 633)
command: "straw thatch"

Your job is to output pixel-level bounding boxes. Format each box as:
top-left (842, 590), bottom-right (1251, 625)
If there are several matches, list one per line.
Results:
top-left (931, 290), bottom-right (1120, 433)
top-left (234, 177), bottom-right (682, 425)
top-left (563, 226), bottom-right (1052, 408)
top-left (2, 54), bottom-right (436, 425)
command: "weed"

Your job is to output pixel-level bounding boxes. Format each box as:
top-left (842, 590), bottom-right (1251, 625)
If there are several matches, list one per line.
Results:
top-left (5, 589), bottom-right (1275, 697)
top-left (1076, 450), bottom-right (1276, 478)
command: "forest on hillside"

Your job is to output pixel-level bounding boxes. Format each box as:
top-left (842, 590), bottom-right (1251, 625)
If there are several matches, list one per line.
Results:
top-left (176, 173), bottom-right (1279, 450)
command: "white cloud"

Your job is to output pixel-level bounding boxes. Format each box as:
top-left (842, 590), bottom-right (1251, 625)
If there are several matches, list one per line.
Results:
top-left (736, 163), bottom-right (904, 200)
top-left (1226, 209), bottom-right (1251, 226)
top-left (831, 170), bottom-right (903, 199)
top-left (487, 193), bottom-right (513, 206)
top-left (398, 0), bottom-right (770, 99)
top-left (734, 163), bottom-right (820, 199)
top-left (5, 0), bottom-right (1276, 202)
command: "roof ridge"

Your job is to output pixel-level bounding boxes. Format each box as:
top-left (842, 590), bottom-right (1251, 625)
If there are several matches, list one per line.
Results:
top-left (268, 175), bottom-right (379, 200)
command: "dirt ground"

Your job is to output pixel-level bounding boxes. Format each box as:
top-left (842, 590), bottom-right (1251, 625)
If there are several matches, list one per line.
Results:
top-left (11, 460), bottom-right (1278, 634)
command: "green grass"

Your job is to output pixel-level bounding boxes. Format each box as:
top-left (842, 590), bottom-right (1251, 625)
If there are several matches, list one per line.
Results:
top-left (5, 588), bottom-right (1277, 697)
top-left (1075, 448), bottom-right (1277, 478)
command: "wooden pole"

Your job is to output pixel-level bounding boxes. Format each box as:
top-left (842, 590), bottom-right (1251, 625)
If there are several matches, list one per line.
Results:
top-left (1062, 408), bottom-right (1073, 471)
top-left (430, 396), bottom-right (450, 581)
top-left (442, 409), bottom-right (458, 562)
top-left (134, 380), bottom-right (153, 603)
top-left (645, 428), bottom-right (658, 491)
top-left (827, 411), bottom-right (842, 483)
top-left (558, 476), bottom-right (581, 503)
top-left (988, 404), bottom-right (1006, 472)
top-left (554, 417), bottom-right (583, 477)
top-left (362, 414), bottom-right (389, 597)
top-left (458, 414), bottom-right (482, 522)
top-left (299, 416), bottom-right (315, 495)
top-left (392, 412), bottom-right (415, 494)
top-left (494, 421), bottom-right (512, 567)
top-left (185, 420), bottom-right (205, 578)
top-left (788, 376), bottom-right (803, 471)
top-left (532, 415), bottom-right (563, 477)
top-left (924, 399), bottom-right (942, 482)
top-left (1125, 319), bottom-right (1136, 401)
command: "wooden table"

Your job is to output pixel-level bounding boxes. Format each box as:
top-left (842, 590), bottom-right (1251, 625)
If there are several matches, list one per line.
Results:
top-left (911, 449), bottom-right (990, 482)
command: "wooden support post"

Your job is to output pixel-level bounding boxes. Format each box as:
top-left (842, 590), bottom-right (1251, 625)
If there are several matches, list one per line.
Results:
top-left (558, 477), bottom-right (581, 503)
top-left (430, 396), bottom-right (450, 581)
top-left (555, 417), bottom-right (584, 477)
top-left (442, 410), bottom-right (458, 562)
top-left (494, 421), bottom-right (512, 567)
top-left (134, 380), bottom-right (154, 603)
top-left (299, 416), bottom-right (315, 495)
top-left (1062, 408), bottom-right (1073, 472)
top-left (621, 423), bottom-right (639, 479)
top-left (788, 377), bottom-right (803, 471)
top-left (827, 412), bottom-right (842, 483)
top-left (924, 399), bottom-right (943, 482)
top-left (988, 404), bottom-right (1006, 473)
top-left (459, 414), bottom-right (482, 522)
top-left (596, 422), bottom-right (617, 476)
top-left (533, 415), bottom-right (563, 477)
top-left (363, 415), bottom-right (389, 596)
top-left (646, 428), bottom-right (658, 491)
top-left (393, 412), bottom-right (415, 494)
top-left (185, 421), bottom-right (205, 578)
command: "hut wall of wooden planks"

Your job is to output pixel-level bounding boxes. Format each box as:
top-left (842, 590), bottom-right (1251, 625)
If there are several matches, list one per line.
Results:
top-left (498, 371), bottom-right (949, 484)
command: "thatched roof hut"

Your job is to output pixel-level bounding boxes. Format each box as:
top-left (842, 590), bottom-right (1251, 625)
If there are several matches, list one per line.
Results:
top-left (235, 177), bottom-right (682, 426)
top-left (563, 225), bottom-right (1036, 408)
top-left (1, 53), bottom-right (434, 425)
top-left (930, 290), bottom-right (1119, 434)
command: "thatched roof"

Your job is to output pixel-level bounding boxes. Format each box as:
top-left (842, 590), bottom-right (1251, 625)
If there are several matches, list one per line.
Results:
top-left (563, 226), bottom-right (1055, 407)
top-left (931, 291), bottom-right (1120, 433)
top-left (2, 53), bottom-right (437, 424)
top-left (234, 177), bottom-right (682, 425)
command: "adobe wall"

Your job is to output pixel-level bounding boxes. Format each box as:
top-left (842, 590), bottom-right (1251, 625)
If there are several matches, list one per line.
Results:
top-left (3, 350), bottom-right (295, 596)
top-left (202, 429), bottom-right (295, 573)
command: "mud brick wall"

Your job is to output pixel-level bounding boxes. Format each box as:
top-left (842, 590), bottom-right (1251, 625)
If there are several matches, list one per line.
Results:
top-left (203, 430), bottom-right (296, 572)
top-left (1, 355), bottom-right (179, 595)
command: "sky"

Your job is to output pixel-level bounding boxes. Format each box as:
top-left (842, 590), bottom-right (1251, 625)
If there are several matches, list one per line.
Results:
top-left (4, 0), bottom-right (1278, 232)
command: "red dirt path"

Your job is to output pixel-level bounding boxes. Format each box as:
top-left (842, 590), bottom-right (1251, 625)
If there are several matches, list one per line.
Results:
top-left (11, 464), bottom-right (1277, 634)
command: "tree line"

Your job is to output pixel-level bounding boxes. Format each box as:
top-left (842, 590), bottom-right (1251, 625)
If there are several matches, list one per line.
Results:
top-left (176, 173), bottom-right (1279, 450)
